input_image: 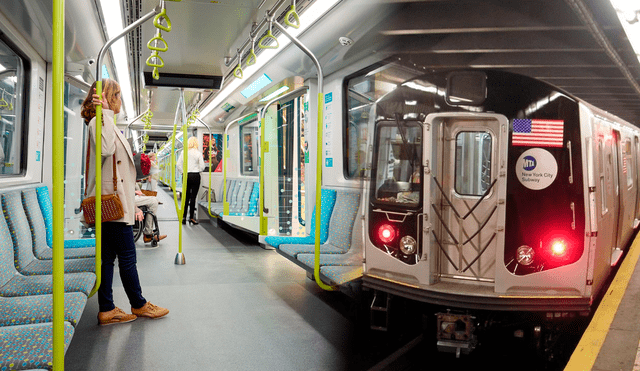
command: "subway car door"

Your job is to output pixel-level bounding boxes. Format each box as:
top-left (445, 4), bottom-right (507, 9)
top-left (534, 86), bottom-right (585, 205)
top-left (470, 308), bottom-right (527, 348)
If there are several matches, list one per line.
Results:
top-left (429, 114), bottom-right (507, 283)
top-left (611, 130), bottom-right (623, 258)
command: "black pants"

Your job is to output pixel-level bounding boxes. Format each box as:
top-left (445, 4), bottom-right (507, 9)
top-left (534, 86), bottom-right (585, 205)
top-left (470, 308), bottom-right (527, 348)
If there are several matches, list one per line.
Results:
top-left (184, 172), bottom-right (201, 220)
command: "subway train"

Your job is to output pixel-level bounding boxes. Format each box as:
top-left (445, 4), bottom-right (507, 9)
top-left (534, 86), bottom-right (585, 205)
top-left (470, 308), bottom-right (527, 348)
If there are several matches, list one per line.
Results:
top-left (0, 0), bottom-right (639, 369)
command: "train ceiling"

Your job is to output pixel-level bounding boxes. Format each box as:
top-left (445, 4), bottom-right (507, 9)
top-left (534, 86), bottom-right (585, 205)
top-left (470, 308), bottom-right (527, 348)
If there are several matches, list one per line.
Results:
top-left (0, 0), bottom-right (639, 141)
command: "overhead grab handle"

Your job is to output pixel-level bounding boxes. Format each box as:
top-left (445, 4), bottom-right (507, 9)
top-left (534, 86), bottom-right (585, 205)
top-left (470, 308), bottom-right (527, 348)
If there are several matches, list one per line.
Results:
top-left (284, 1), bottom-right (300, 29)
top-left (246, 34), bottom-right (257, 66)
top-left (258, 13), bottom-right (279, 49)
top-left (233, 49), bottom-right (243, 79)
top-left (146, 51), bottom-right (165, 68)
top-left (147, 33), bottom-right (169, 52)
top-left (154, 8), bottom-right (172, 32)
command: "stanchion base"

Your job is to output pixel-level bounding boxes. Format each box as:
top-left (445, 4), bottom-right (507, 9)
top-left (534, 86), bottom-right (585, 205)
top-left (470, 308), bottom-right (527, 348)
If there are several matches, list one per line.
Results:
top-left (174, 252), bottom-right (186, 265)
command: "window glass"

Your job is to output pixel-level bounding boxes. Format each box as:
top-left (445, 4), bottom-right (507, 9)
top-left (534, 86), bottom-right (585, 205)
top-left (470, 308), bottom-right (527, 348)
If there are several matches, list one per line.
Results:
top-left (240, 121), bottom-right (258, 176)
top-left (625, 139), bottom-right (633, 187)
top-left (0, 38), bottom-right (26, 176)
top-left (599, 139), bottom-right (607, 215)
top-left (454, 132), bottom-right (492, 196)
top-left (373, 122), bottom-right (422, 205)
top-left (345, 63), bottom-right (420, 178)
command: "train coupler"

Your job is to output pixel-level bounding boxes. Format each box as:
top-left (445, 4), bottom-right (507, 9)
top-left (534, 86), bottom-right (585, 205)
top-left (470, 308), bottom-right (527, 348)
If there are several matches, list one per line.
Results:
top-left (436, 312), bottom-right (477, 358)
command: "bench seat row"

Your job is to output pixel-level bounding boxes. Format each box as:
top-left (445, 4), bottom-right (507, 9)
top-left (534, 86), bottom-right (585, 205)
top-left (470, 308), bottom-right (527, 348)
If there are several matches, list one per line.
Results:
top-left (0, 184), bottom-right (97, 371)
top-left (264, 188), bottom-right (363, 286)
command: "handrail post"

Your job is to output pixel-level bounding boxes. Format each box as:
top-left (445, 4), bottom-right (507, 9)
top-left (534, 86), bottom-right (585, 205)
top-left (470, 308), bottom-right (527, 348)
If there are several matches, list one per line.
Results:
top-left (90, 3), bottom-right (162, 298)
top-left (266, 18), bottom-right (335, 291)
top-left (172, 89), bottom-right (187, 265)
top-left (52, 0), bottom-right (65, 368)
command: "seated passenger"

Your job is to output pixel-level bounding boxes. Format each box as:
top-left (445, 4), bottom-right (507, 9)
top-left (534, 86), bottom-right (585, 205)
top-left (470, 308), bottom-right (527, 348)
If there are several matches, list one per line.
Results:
top-left (135, 184), bottom-right (167, 243)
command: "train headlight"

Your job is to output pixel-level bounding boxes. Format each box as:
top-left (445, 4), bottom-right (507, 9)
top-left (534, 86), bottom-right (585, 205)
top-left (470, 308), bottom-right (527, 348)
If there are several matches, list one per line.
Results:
top-left (399, 236), bottom-right (417, 255)
top-left (377, 223), bottom-right (397, 244)
top-left (516, 245), bottom-right (535, 266)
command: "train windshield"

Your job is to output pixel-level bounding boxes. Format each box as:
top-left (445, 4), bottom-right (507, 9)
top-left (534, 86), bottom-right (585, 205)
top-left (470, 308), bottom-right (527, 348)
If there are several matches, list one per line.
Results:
top-left (373, 121), bottom-right (422, 206)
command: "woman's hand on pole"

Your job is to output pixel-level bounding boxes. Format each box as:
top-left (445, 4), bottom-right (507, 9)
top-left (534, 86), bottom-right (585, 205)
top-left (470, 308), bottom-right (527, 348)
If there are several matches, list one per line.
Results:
top-left (92, 88), bottom-right (110, 110)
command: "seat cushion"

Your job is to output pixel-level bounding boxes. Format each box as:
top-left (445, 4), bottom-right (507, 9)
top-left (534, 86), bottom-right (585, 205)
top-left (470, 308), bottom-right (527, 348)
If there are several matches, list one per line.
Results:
top-left (0, 293), bottom-right (86, 327)
top-left (0, 322), bottom-right (74, 370)
top-left (296, 250), bottom-right (362, 267)
top-left (0, 272), bottom-right (96, 297)
top-left (279, 243), bottom-right (344, 259)
top-left (320, 266), bottom-right (363, 285)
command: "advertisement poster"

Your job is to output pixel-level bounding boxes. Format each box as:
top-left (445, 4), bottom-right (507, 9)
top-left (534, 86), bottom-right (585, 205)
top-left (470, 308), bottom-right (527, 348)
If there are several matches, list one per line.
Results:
top-left (203, 133), bottom-right (223, 172)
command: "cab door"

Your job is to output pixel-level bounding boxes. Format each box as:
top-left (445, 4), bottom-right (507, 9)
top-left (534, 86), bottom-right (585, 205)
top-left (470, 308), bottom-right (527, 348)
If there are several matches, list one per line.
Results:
top-left (428, 113), bottom-right (507, 283)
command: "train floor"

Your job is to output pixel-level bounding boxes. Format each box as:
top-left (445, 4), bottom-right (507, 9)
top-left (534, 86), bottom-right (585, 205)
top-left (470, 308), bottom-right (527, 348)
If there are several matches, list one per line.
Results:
top-left (64, 186), bottom-right (376, 370)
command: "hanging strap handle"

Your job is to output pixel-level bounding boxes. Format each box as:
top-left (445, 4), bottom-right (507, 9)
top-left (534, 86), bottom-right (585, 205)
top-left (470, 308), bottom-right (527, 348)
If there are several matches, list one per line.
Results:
top-left (284, 2), bottom-right (300, 29)
top-left (246, 34), bottom-right (257, 66)
top-left (154, 8), bottom-right (172, 32)
top-left (147, 32), bottom-right (169, 52)
top-left (258, 15), bottom-right (279, 49)
top-left (233, 49), bottom-right (243, 79)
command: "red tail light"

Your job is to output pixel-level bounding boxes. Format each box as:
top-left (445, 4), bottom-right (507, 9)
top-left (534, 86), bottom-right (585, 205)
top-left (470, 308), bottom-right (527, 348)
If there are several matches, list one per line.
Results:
top-left (551, 239), bottom-right (568, 257)
top-left (378, 223), bottom-right (397, 244)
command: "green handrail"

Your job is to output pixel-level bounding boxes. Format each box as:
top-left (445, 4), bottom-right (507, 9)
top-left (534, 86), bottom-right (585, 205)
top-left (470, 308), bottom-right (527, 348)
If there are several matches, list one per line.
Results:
top-left (52, 0), bottom-right (65, 368)
top-left (171, 90), bottom-right (188, 263)
top-left (272, 19), bottom-right (335, 291)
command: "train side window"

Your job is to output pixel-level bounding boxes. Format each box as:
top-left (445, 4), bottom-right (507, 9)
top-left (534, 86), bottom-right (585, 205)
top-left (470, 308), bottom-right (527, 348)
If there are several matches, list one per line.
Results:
top-left (374, 123), bottom-right (422, 205)
top-left (344, 63), bottom-right (421, 179)
top-left (0, 38), bottom-right (27, 176)
top-left (599, 139), bottom-right (607, 215)
top-left (625, 139), bottom-right (633, 188)
top-left (239, 122), bottom-right (258, 176)
top-left (454, 131), bottom-right (492, 196)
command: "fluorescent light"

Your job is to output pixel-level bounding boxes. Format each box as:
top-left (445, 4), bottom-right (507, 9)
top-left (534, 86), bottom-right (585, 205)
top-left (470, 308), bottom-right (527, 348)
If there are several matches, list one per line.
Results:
top-left (259, 86), bottom-right (290, 102)
top-left (199, 0), bottom-right (341, 119)
top-left (241, 74), bottom-right (273, 98)
top-left (610, 0), bottom-right (640, 61)
top-left (98, 0), bottom-right (134, 118)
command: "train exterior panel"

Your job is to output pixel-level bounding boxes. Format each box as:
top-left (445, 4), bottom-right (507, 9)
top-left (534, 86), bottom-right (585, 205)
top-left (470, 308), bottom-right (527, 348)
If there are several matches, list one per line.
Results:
top-left (362, 70), bottom-right (640, 314)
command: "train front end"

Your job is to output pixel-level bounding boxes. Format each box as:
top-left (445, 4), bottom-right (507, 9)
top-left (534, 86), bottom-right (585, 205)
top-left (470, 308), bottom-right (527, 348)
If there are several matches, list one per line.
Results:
top-left (362, 70), bottom-right (590, 354)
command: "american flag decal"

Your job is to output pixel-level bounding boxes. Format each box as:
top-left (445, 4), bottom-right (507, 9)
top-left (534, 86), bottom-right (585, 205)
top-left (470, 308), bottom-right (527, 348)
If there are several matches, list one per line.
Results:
top-left (512, 119), bottom-right (564, 148)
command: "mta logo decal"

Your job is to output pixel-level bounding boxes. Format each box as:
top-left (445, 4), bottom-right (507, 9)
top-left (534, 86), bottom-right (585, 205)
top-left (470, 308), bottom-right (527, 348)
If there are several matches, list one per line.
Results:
top-left (523, 156), bottom-right (536, 171)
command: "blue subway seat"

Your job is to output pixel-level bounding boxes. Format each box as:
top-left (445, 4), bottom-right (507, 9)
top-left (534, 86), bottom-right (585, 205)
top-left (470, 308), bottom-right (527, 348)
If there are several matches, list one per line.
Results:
top-left (3, 192), bottom-right (95, 275)
top-left (0, 293), bottom-right (86, 327)
top-left (23, 189), bottom-right (95, 259)
top-left (0, 322), bottom-right (74, 371)
top-left (35, 186), bottom-right (96, 249)
top-left (264, 188), bottom-right (337, 248)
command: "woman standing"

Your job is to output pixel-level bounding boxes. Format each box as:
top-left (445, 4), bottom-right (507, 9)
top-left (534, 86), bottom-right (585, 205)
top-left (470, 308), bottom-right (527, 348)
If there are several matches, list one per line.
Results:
top-left (177, 136), bottom-right (205, 225)
top-left (81, 79), bottom-right (169, 325)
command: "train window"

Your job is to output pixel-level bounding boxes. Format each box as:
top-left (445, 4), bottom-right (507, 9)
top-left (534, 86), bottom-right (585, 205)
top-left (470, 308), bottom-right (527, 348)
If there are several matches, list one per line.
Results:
top-left (0, 38), bottom-right (27, 176)
top-left (240, 122), bottom-right (258, 176)
top-left (373, 122), bottom-right (422, 205)
top-left (599, 139), bottom-right (607, 215)
top-left (625, 139), bottom-right (633, 188)
top-left (446, 71), bottom-right (487, 106)
top-left (344, 63), bottom-right (421, 179)
top-left (454, 132), bottom-right (492, 196)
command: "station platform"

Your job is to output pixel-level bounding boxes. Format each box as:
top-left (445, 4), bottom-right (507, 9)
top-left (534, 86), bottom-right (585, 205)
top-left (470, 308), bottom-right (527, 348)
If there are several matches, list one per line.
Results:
top-left (566, 232), bottom-right (640, 371)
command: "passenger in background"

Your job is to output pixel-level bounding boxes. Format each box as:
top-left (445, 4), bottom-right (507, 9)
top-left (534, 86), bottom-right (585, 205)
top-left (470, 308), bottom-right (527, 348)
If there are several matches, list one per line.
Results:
top-left (148, 152), bottom-right (159, 192)
top-left (177, 136), bottom-right (205, 225)
top-left (135, 183), bottom-right (167, 244)
top-left (81, 78), bottom-right (169, 325)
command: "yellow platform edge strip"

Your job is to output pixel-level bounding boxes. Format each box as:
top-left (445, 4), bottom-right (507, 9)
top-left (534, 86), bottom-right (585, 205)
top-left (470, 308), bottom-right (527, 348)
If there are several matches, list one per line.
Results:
top-left (565, 233), bottom-right (640, 370)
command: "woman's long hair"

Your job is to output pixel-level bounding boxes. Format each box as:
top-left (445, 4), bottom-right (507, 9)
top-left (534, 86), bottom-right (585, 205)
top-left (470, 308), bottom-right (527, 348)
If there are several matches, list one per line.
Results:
top-left (187, 136), bottom-right (199, 150)
top-left (80, 79), bottom-right (121, 124)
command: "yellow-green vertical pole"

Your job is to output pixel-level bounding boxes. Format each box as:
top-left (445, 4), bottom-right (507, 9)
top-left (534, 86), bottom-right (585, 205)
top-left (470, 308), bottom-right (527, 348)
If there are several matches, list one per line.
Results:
top-left (223, 132), bottom-right (229, 216)
top-left (259, 117), bottom-right (267, 235)
top-left (88, 78), bottom-right (103, 298)
top-left (52, 0), bottom-right (65, 367)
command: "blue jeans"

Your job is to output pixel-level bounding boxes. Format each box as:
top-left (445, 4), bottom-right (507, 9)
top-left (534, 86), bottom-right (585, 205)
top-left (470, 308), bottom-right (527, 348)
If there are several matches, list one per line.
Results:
top-left (98, 222), bottom-right (147, 312)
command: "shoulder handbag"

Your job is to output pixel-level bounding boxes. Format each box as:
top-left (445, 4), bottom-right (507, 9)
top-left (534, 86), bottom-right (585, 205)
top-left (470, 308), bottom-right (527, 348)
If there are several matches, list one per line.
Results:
top-left (81, 138), bottom-right (125, 225)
